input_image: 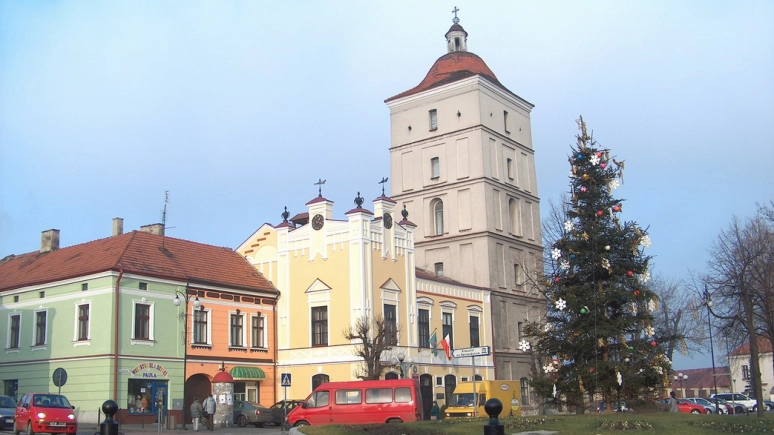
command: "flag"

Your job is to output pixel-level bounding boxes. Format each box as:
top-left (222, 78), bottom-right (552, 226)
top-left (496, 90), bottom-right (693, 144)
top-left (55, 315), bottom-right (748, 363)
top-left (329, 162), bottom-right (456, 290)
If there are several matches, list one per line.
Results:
top-left (441, 334), bottom-right (452, 360)
top-left (429, 330), bottom-right (438, 357)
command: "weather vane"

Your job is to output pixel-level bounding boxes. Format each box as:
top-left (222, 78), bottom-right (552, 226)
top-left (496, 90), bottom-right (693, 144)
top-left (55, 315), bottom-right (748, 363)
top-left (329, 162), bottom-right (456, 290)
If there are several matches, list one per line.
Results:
top-left (378, 177), bottom-right (389, 196)
top-left (314, 178), bottom-right (326, 197)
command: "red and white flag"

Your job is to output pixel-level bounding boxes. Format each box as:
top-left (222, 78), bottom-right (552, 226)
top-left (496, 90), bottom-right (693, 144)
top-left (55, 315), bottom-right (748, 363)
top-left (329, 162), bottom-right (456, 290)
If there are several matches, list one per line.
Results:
top-left (440, 334), bottom-right (452, 360)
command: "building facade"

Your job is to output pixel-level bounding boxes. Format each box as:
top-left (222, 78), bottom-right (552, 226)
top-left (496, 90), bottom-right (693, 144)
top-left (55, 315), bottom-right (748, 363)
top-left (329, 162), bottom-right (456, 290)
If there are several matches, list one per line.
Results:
top-left (0, 221), bottom-right (279, 425)
top-left (384, 15), bottom-right (545, 407)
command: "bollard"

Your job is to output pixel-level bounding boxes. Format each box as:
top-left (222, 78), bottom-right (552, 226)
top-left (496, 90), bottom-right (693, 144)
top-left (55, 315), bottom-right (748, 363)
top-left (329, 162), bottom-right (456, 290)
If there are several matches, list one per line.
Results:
top-left (483, 398), bottom-right (504, 435)
top-left (99, 400), bottom-right (119, 435)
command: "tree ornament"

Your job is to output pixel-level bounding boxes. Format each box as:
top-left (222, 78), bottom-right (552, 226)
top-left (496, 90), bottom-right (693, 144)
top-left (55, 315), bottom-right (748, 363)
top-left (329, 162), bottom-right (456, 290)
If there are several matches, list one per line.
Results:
top-left (518, 340), bottom-right (531, 352)
top-left (580, 306), bottom-right (589, 314)
top-left (590, 155), bottom-right (600, 165)
top-left (596, 151), bottom-right (602, 157)
top-left (577, 153), bottom-right (583, 159)
top-left (624, 357), bottom-right (630, 363)
top-left (580, 186), bottom-right (587, 192)
top-left (610, 178), bottom-right (620, 190)
top-left (551, 248), bottom-right (562, 260)
top-left (600, 162), bottom-right (606, 169)
top-left (555, 298), bottom-right (567, 311)
top-left (640, 271), bottom-right (651, 283)
top-left (563, 220), bottom-right (574, 232)
top-left (627, 270), bottom-right (634, 277)
top-left (627, 345), bottom-right (634, 351)
top-left (650, 340), bottom-right (657, 346)
top-left (612, 205), bottom-right (621, 212)
top-left (582, 173), bottom-right (590, 180)
top-left (605, 245), bottom-right (610, 250)
top-left (633, 289), bottom-right (640, 296)
top-left (554, 277), bottom-right (560, 283)
top-left (640, 235), bottom-right (652, 247)
top-left (560, 260), bottom-right (570, 270)
top-left (617, 371), bottom-right (623, 386)
top-left (596, 210), bottom-right (604, 217)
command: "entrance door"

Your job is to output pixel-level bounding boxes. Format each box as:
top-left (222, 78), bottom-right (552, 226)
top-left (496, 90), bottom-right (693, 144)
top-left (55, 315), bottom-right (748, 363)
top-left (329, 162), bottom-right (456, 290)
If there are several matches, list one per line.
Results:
top-left (444, 375), bottom-right (456, 406)
top-left (420, 374), bottom-right (433, 420)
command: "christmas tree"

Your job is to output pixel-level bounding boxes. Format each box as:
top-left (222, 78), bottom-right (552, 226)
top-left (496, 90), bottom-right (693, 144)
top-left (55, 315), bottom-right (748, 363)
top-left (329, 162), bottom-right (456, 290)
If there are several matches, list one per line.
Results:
top-left (525, 117), bottom-right (670, 412)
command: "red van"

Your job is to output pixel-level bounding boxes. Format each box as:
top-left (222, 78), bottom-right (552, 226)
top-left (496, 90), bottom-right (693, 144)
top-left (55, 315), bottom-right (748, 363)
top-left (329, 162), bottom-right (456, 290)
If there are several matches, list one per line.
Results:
top-left (287, 379), bottom-right (423, 427)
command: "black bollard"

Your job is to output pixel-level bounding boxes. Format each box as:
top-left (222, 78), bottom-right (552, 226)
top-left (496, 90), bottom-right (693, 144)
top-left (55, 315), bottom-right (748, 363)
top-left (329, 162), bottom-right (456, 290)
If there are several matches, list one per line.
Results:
top-left (483, 398), bottom-right (504, 435)
top-left (99, 400), bottom-right (119, 435)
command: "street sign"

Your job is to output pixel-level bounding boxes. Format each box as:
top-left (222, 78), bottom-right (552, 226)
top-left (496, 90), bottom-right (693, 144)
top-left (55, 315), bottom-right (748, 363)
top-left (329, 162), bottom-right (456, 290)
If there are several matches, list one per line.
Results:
top-left (451, 346), bottom-right (490, 358)
top-left (281, 373), bottom-right (292, 387)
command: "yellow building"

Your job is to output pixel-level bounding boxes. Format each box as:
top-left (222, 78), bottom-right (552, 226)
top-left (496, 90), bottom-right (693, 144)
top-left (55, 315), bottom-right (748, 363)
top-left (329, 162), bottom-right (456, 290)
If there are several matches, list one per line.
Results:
top-left (236, 192), bottom-right (493, 417)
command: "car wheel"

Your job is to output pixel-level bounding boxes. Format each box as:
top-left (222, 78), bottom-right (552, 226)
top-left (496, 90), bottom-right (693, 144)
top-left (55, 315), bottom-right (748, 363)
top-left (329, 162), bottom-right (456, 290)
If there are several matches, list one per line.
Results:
top-left (236, 414), bottom-right (248, 428)
top-left (14, 421), bottom-right (21, 435)
top-left (386, 418), bottom-right (403, 423)
top-left (767, 404), bottom-right (773, 411)
top-left (26, 420), bottom-right (34, 435)
top-left (735, 406), bottom-right (746, 414)
top-left (294, 421), bottom-right (309, 428)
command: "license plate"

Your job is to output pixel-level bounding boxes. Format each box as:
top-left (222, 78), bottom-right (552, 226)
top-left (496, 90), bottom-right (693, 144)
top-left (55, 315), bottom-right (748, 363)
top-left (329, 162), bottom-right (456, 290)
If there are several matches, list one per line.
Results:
top-left (49, 422), bottom-right (67, 427)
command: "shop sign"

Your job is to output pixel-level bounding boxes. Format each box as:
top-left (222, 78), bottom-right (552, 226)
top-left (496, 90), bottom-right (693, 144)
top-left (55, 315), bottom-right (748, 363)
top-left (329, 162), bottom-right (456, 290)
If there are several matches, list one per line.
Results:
top-left (130, 362), bottom-right (169, 378)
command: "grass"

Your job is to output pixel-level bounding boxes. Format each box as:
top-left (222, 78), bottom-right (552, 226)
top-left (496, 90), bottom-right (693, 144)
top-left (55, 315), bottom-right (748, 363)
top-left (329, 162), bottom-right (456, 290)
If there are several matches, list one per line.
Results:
top-left (297, 412), bottom-right (774, 435)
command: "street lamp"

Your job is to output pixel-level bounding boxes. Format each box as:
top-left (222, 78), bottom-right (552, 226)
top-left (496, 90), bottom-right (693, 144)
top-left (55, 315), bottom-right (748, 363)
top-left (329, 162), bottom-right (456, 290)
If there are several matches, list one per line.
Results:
top-left (704, 287), bottom-right (719, 414)
top-left (674, 372), bottom-right (688, 397)
top-left (396, 352), bottom-right (413, 378)
top-left (173, 288), bottom-right (201, 430)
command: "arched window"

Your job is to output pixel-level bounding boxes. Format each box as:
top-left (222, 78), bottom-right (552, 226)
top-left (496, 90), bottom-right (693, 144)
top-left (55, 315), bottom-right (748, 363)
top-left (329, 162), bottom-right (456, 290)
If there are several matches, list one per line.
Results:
top-left (520, 377), bottom-right (530, 406)
top-left (312, 374), bottom-right (330, 391)
top-left (431, 199), bottom-right (444, 235)
top-left (385, 372), bottom-right (399, 380)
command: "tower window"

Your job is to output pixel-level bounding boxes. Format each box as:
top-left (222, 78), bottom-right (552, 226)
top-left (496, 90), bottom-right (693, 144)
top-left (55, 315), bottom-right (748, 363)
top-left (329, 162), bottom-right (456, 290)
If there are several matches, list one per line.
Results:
top-left (504, 110), bottom-right (510, 133)
top-left (429, 109), bottom-right (438, 131)
top-left (431, 199), bottom-right (444, 235)
top-left (507, 158), bottom-right (514, 180)
top-left (431, 157), bottom-right (440, 179)
top-left (434, 262), bottom-right (444, 277)
top-left (455, 37), bottom-right (461, 51)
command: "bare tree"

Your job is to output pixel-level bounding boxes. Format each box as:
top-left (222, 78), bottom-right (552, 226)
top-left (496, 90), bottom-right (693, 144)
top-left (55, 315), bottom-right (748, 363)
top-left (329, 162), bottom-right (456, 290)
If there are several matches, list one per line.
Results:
top-left (342, 314), bottom-right (397, 380)
top-left (648, 274), bottom-right (702, 362)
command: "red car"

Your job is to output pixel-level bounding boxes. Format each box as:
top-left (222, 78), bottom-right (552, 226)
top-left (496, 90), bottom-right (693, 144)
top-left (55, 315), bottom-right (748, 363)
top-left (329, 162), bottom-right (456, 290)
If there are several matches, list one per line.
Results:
top-left (655, 397), bottom-right (707, 414)
top-left (15, 393), bottom-right (77, 435)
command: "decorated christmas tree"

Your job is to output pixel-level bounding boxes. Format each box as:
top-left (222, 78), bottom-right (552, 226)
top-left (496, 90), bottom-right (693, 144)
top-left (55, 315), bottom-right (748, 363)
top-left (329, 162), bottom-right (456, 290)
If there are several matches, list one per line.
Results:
top-left (524, 117), bottom-right (671, 412)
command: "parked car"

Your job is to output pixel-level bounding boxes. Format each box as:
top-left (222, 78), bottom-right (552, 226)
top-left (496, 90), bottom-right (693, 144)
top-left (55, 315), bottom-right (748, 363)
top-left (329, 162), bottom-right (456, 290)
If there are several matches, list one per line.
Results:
top-left (596, 401), bottom-right (630, 412)
top-left (747, 395), bottom-right (774, 411)
top-left (714, 398), bottom-right (745, 414)
top-left (684, 397), bottom-right (727, 414)
top-left (711, 393), bottom-right (757, 412)
top-left (0, 395), bottom-right (15, 430)
top-left (655, 398), bottom-right (707, 414)
top-left (233, 400), bottom-right (273, 428)
top-left (15, 393), bottom-right (77, 435)
top-left (269, 400), bottom-right (304, 426)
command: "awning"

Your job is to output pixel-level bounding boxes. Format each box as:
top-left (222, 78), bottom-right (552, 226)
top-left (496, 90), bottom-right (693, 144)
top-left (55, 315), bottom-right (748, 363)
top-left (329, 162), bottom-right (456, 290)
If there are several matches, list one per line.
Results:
top-left (229, 366), bottom-right (266, 380)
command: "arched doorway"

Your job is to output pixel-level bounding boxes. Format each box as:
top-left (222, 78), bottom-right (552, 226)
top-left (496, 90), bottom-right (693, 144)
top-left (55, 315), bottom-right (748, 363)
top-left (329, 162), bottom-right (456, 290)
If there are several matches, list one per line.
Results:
top-left (385, 372), bottom-right (399, 380)
top-left (444, 374), bottom-right (457, 407)
top-left (185, 373), bottom-right (212, 426)
top-left (420, 374), bottom-right (433, 420)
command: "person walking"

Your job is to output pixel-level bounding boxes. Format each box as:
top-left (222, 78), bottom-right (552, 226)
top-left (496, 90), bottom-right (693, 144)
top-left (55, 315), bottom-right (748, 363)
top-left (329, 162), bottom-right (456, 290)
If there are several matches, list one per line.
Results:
top-left (669, 391), bottom-right (679, 413)
top-left (203, 394), bottom-right (216, 430)
top-left (189, 397), bottom-right (203, 431)
top-left (430, 401), bottom-right (440, 420)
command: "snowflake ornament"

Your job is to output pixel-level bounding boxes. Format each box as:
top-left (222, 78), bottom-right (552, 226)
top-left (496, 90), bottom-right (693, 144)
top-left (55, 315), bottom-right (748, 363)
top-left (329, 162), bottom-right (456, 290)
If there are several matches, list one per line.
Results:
top-left (564, 220), bottom-right (574, 232)
top-left (590, 154), bottom-right (600, 165)
top-left (518, 339), bottom-right (531, 352)
top-left (610, 179), bottom-right (620, 190)
top-left (617, 371), bottom-right (623, 386)
top-left (601, 258), bottom-right (610, 269)
top-left (639, 271), bottom-right (651, 283)
top-left (560, 260), bottom-right (570, 270)
top-left (646, 325), bottom-right (655, 337)
top-left (543, 364), bottom-right (557, 374)
top-left (551, 248), bottom-right (562, 260)
top-left (555, 298), bottom-right (567, 311)
top-left (648, 299), bottom-right (657, 312)
top-left (640, 235), bottom-right (652, 248)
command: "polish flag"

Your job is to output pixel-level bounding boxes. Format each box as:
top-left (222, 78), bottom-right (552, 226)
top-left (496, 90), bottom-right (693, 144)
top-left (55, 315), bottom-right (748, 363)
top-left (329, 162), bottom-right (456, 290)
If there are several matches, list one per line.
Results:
top-left (441, 334), bottom-right (452, 360)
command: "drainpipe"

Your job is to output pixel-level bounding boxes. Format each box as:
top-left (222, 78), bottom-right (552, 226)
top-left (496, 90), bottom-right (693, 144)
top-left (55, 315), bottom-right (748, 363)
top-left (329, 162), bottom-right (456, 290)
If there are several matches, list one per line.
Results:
top-left (113, 269), bottom-right (124, 401)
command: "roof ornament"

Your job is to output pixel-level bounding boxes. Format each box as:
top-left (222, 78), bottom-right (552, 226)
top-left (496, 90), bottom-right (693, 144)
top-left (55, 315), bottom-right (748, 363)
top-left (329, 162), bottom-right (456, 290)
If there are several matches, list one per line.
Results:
top-left (281, 206), bottom-right (290, 223)
top-left (354, 192), bottom-right (364, 209)
top-left (401, 204), bottom-right (409, 220)
top-left (378, 177), bottom-right (389, 196)
top-left (314, 178), bottom-right (326, 197)
top-left (452, 6), bottom-right (460, 24)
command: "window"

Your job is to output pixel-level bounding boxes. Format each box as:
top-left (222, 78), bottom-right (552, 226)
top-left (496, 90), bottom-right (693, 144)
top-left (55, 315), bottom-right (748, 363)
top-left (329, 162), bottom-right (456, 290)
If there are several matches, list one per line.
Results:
top-left (442, 312), bottom-right (454, 349)
top-left (469, 316), bottom-right (480, 347)
top-left (509, 198), bottom-right (519, 235)
top-left (506, 158), bottom-right (514, 179)
top-left (418, 309), bottom-right (430, 348)
top-left (77, 304), bottom-right (89, 341)
top-left (9, 314), bottom-right (20, 349)
top-left (395, 387), bottom-right (411, 403)
top-left (514, 263), bottom-right (522, 287)
top-left (429, 109), bottom-right (438, 130)
top-left (193, 310), bottom-right (208, 344)
top-left (34, 311), bottom-right (47, 346)
top-left (436, 376), bottom-right (443, 386)
top-left (134, 304), bottom-right (150, 340)
top-left (39, 291), bottom-right (45, 299)
top-left (335, 390), bottom-right (362, 405)
top-left (139, 282), bottom-right (147, 290)
top-left (308, 390), bottom-right (330, 408)
top-left (432, 199), bottom-right (444, 235)
top-left (312, 306), bottom-right (328, 346)
top-left (366, 388), bottom-right (393, 404)
top-left (431, 157), bottom-right (440, 179)
top-left (517, 322), bottom-right (523, 343)
top-left (312, 374), bottom-right (330, 391)
top-left (504, 110), bottom-right (510, 133)
top-left (384, 304), bottom-right (397, 346)
top-left (520, 377), bottom-right (531, 406)
top-left (81, 283), bottom-right (88, 291)
top-left (434, 262), bottom-right (444, 277)
top-left (230, 313), bottom-right (244, 347)
top-left (251, 315), bottom-right (265, 348)
top-left (742, 365), bottom-right (750, 380)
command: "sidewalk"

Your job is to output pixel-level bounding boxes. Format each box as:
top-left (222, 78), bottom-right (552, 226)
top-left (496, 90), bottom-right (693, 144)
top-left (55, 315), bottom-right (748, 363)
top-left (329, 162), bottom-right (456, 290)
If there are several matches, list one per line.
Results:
top-left (82, 423), bottom-right (301, 435)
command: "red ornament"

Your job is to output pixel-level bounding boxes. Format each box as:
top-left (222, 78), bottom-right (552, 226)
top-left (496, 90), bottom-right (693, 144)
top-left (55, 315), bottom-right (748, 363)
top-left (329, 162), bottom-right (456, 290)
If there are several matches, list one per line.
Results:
top-left (596, 152), bottom-right (602, 157)
top-left (613, 205), bottom-right (621, 212)
top-left (633, 289), bottom-right (640, 296)
top-left (554, 277), bottom-right (560, 283)
top-left (627, 270), bottom-right (634, 277)
top-left (600, 162), bottom-right (607, 169)
top-left (596, 210), bottom-right (604, 217)
top-left (650, 340), bottom-right (657, 346)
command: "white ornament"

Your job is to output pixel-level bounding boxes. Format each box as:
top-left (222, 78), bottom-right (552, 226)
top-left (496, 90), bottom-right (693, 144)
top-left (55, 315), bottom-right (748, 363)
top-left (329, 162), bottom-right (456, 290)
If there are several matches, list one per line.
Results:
top-left (617, 371), bottom-right (623, 386)
top-left (560, 260), bottom-right (570, 270)
top-left (646, 326), bottom-right (655, 337)
top-left (555, 298), bottom-right (567, 311)
top-left (610, 179), bottom-right (620, 190)
top-left (590, 155), bottom-right (600, 165)
top-left (552, 384), bottom-right (557, 398)
top-left (648, 300), bottom-right (656, 312)
top-left (640, 271), bottom-right (651, 283)
top-left (640, 235), bottom-right (652, 248)
top-left (544, 323), bottom-right (552, 332)
top-left (605, 245), bottom-right (611, 251)
top-left (655, 366), bottom-right (664, 374)
top-left (564, 220), bottom-right (574, 232)
top-left (519, 340), bottom-right (531, 352)
top-left (601, 258), bottom-right (610, 269)
top-left (551, 248), bottom-right (562, 260)
top-left (543, 364), bottom-right (557, 374)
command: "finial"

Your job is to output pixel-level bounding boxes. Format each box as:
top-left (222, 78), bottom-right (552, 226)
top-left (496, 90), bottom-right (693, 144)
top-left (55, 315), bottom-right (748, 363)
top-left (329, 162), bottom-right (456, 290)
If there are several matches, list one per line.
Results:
top-left (281, 206), bottom-right (290, 222)
top-left (401, 204), bottom-right (409, 220)
top-left (314, 178), bottom-right (326, 197)
top-left (452, 6), bottom-right (460, 24)
top-left (378, 177), bottom-right (389, 196)
top-left (354, 192), bottom-right (364, 208)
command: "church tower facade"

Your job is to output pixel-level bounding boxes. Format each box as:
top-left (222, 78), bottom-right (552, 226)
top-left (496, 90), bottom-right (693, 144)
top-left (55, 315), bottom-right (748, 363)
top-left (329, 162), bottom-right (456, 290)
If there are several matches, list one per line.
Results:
top-left (386, 13), bottom-right (544, 400)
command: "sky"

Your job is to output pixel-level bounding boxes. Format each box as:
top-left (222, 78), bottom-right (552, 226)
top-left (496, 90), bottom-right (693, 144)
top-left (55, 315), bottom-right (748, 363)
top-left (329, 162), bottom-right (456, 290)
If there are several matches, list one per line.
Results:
top-left (1, 1), bottom-right (772, 370)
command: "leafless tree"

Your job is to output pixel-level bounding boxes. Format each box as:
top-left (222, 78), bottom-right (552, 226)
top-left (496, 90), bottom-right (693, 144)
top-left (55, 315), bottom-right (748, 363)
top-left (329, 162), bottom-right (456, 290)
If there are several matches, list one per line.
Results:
top-left (648, 274), bottom-right (702, 362)
top-left (342, 314), bottom-right (398, 380)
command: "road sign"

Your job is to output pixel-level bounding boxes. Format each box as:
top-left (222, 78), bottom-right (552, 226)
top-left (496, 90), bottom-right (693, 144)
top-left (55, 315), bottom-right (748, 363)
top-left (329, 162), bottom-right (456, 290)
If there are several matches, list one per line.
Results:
top-left (281, 373), bottom-right (292, 387)
top-left (451, 346), bottom-right (490, 358)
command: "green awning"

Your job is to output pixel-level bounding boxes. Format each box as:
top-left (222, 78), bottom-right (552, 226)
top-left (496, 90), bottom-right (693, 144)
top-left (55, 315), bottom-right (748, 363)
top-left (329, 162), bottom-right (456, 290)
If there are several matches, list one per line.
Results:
top-left (230, 366), bottom-right (266, 380)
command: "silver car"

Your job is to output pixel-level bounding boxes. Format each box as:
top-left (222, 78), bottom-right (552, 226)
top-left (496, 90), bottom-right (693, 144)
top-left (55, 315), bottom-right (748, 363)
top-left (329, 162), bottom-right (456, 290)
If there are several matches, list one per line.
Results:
top-left (684, 397), bottom-right (727, 414)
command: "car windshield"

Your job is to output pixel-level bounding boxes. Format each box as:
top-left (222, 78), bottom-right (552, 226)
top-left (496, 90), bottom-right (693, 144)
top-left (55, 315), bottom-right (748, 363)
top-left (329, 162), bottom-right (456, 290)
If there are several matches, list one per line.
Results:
top-left (33, 394), bottom-right (71, 408)
top-left (0, 396), bottom-right (15, 407)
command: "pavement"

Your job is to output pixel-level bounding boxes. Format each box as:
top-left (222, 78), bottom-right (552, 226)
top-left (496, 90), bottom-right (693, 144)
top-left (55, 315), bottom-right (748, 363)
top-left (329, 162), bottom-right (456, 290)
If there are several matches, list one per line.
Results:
top-left (72, 423), bottom-right (301, 435)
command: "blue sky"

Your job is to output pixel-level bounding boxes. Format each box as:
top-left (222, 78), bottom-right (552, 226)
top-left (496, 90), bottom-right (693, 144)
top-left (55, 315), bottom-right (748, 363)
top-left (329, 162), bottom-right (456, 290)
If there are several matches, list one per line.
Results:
top-left (1, 1), bottom-right (772, 370)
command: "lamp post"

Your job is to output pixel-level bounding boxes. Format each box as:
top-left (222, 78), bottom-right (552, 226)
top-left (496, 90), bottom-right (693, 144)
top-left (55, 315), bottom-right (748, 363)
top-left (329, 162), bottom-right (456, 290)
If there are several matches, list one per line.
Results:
top-left (673, 372), bottom-right (687, 397)
top-left (396, 352), bottom-right (413, 379)
top-left (173, 288), bottom-right (201, 430)
top-left (704, 287), bottom-right (719, 414)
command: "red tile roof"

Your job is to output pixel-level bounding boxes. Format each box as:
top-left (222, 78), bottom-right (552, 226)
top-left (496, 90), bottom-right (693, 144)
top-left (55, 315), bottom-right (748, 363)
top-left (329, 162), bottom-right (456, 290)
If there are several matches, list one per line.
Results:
top-left (385, 51), bottom-right (518, 102)
top-left (732, 336), bottom-right (773, 355)
top-left (669, 367), bottom-right (731, 389)
top-left (0, 231), bottom-right (277, 294)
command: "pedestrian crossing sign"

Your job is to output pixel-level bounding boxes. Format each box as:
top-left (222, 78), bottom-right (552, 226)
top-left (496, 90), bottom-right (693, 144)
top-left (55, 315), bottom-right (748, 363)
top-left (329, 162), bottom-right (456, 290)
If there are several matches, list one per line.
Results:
top-left (281, 373), bottom-right (292, 387)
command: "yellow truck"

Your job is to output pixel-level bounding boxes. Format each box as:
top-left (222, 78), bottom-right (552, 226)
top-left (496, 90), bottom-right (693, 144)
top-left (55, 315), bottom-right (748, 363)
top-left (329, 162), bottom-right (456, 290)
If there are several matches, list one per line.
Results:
top-left (444, 380), bottom-right (521, 418)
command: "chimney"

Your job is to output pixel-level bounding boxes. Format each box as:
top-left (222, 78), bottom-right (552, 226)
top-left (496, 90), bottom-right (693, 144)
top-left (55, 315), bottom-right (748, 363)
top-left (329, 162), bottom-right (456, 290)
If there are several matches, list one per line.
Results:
top-left (140, 223), bottom-right (165, 236)
top-left (112, 218), bottom-right (124, 236)
top-left (41, 229), bottom-right (60, 253)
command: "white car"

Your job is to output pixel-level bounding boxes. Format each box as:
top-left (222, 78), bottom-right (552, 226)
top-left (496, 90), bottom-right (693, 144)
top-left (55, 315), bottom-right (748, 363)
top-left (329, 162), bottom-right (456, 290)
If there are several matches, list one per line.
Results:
top-left (711, 393), bottom-right (757, 412)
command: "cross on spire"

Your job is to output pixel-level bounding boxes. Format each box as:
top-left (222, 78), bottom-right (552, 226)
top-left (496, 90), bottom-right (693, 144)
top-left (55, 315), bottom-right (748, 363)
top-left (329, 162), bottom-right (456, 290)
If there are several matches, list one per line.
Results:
top-left (452, 6), bottom-right (460, 24)
top-left (314, 178), bottom-right (326, 197)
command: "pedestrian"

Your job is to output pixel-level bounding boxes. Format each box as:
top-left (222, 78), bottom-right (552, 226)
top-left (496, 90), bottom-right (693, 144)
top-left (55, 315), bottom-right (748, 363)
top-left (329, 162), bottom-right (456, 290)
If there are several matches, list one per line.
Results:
top-left (669, 391), bottom-right (679, 413)
top-left (430, 401), bottom-right (440, 420)
top-left (190, 397), bottom-right (203, 431)
top-left (203, 394), bottom-right (216, 430)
